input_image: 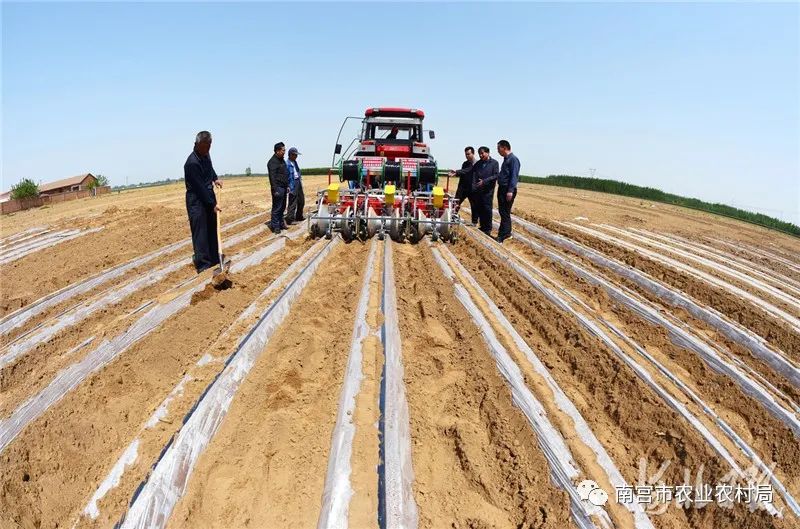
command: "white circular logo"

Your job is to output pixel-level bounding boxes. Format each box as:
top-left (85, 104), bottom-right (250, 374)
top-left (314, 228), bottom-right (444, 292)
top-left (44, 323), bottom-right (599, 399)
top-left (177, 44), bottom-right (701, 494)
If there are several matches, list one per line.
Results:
top-left (589, 488), bottom-right (609, 506)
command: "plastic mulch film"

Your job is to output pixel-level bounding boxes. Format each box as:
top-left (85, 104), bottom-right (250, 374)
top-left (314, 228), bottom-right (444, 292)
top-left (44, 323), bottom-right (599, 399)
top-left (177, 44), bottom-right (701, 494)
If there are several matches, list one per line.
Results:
top-left (513, 221), bottom-right (800, 433)
top-left (472, 233), bottom-right (791, 516)
top-left (432, 245), bottom-right (621, 529)
top-left (84, 439), bottom-right (141, 519)
top-left (0, 213), bottom-right (261, 336)
top-left (118, 239), bottom-right (339, 529)
top-left (0, 278), bottom-right (207, 454)
top-left (379, 239), bottom-right (419, 529)
top-left (0, 257), bottom-right (190, 368)
top-left (318, 238), bottom-right (379, 529)
top-left (514, 216), bottom-right (800, 390)
top-left (80, 239), bottom-right (330, 524)
top-left (708, 236), bottom-right (800, 276)
top-left (566, 221), bottom-right (800, 336)
top-left (0, 227), bottom-right (104, 265)
top-left (228, 224), bottom-right (304, 273)
top-left (600, 320), bottom-right (800, 517)
top-left (0, 229), bottom-right (80, 262)
top-left (0, 235), bottom-right (287, 454)
top-left (590, 223), bottom-right (800, 326)
top-left (3, 217), bottom-right (282, 364)
top-left (0, 226), bottom-right (50, 248)
top-left (628, 228), bottom-right (800, 299)
top-left (0, 228), bottom-right (57, 255)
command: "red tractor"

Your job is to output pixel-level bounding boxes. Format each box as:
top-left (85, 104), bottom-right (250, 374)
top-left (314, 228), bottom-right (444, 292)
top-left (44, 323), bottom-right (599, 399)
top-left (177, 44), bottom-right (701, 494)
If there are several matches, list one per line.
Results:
top-left (309, 107), bottom-right (460, 242)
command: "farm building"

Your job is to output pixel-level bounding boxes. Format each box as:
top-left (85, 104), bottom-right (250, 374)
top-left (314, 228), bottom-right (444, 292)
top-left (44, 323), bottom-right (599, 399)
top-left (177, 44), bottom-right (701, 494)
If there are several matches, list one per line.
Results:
top-left (39, 173), bottom-right (97, 196)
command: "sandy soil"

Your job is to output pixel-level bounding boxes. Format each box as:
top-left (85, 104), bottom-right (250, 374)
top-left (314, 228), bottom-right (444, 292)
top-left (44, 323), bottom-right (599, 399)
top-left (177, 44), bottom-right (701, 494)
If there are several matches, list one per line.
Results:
top-left (167, 241), bottom-right (367, 528)
top-left (0, 236), bottom-right (314, 529)
top-left (0, 176), bottom-right (797, 529)
top-left (501, 235), bottom-right (800, 505)
top-left (394, 242), bottom-right (574, 529)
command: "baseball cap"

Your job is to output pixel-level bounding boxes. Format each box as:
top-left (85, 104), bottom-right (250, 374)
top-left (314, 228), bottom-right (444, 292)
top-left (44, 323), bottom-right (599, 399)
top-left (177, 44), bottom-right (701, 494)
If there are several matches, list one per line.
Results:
top-left (288, 147), bottom-right (302, 155)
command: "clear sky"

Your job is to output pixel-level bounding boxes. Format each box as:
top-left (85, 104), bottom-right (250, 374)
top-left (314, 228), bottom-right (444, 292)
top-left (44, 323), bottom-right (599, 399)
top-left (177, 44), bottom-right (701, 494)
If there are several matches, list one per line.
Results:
top-left (3, 2), bottom-right (799, 224)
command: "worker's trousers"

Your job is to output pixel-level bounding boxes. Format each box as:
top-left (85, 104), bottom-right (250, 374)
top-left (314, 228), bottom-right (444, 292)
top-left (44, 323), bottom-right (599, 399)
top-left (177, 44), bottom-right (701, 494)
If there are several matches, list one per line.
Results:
top-left (269, 183), bottom-right (288, 231)
top-left (477, 185), bottom-right (495, 235)
top-left (497, 186), bottom-right (517, 239)
top-left (285, 181), bottom-right (305, 222)
top-left (186, 192), bottom-right (219, 273)
top-left (467, 193), bottom-right (480, 224)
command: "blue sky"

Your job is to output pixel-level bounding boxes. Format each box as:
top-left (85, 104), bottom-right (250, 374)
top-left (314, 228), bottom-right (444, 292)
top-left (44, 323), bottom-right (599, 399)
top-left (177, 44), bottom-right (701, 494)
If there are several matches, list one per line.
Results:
top-left (3, 2), bottom-right (798, 223)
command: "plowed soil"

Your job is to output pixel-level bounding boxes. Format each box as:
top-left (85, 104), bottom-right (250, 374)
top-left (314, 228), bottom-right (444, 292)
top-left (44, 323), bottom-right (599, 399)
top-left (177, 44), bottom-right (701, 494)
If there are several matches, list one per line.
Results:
top-left (1, 176), bottom-right (797, 529)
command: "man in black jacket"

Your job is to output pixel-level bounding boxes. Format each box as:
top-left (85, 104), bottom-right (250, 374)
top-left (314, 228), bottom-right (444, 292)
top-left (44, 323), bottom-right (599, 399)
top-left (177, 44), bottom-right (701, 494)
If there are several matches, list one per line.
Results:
top-left (183, 131), bottom-right (222, 273)
top-left (450, 146), bottom-right (478, 225)
top-left (470, 146), bottom-right (500, 235)
top-left (267, 142), bottom-right (289, 234)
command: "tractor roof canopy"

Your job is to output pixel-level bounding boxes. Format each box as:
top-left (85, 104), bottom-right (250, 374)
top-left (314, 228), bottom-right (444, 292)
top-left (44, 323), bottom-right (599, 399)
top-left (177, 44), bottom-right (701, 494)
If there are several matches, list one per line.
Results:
top-left (364, 107), bottom-right (425, 119)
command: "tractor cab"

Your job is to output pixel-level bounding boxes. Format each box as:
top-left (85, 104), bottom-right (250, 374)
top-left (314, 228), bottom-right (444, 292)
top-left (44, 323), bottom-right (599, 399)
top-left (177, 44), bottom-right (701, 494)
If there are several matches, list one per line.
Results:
top-left (356, 107), bottom-right (432, 160)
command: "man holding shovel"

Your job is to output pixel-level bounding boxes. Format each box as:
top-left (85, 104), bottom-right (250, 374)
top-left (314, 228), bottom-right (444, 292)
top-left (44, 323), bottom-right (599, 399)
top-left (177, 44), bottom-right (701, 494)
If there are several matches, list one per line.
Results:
top-left (184, 130), bottom-right (222, 273)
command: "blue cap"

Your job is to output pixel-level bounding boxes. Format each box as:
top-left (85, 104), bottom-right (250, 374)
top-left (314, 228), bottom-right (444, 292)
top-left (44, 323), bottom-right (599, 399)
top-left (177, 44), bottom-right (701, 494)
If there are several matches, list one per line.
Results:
top-left (288, 147), bottom-right (301, 155)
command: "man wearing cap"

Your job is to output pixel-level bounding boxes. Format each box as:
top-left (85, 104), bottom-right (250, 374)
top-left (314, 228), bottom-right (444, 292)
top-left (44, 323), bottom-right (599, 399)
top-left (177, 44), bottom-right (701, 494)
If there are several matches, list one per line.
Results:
top-left (267, 142), bottom-right (289, 234)
top-left (284, 147), bottom-right (305, 224)
top-left (183, 131), bottom-right (222, 273)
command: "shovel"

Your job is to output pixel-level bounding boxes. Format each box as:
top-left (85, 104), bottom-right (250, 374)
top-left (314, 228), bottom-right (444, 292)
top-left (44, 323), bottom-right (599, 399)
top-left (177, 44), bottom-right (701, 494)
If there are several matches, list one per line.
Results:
top-left (211, 184), bottom-right (231, 288)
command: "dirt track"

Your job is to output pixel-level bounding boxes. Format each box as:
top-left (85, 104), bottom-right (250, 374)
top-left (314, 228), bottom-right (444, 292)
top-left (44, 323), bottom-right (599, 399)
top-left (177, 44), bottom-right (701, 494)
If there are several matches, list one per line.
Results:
top-left (1, 176), bottom-right (798, 529)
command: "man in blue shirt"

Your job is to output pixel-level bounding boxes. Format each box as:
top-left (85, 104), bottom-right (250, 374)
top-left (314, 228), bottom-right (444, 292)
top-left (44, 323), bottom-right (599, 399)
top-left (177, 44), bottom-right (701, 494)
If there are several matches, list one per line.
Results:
top-left (496, 139), bottom-right (520, 242)
top-left (183, 131), bottom-right (222, 273)
top-left (470, 146), bottom-right (500, 235)
top-left (285, 147), bottom-right (305, 224)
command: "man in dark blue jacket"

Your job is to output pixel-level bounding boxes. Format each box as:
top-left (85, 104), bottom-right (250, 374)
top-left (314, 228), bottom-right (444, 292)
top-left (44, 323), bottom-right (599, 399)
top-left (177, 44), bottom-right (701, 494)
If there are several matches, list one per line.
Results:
top-left (183, 131), bottom-right (222, 273)
top-left (496, 140), bottom-right (521, 242)
top-left (470, 146), bottom-right (500, 235)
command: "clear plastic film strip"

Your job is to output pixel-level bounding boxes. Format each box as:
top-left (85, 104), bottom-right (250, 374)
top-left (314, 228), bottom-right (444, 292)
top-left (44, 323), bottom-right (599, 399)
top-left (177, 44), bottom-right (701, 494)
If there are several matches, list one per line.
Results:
top-left (0, 235), bottom-right (290, 454)
top-left (488, 222), bottom-right (800, 515)
top-left (431, 244), bottom-right (623, 529)
top-left (117, 238), bottom-right (339, 529)
top-left (0, 213), bottom-right (261, 336)
top-left (317, 238), bottom-right (380, 529)
top-left (564, 222), bottom-right (800, 335)
top-left (581, 222), bottom-right (800, 330)
top-left (512, 216), bottom-right (800, 389)
top-left (467, 231), bottom-right (789, 516)
top-left (79, 239), bottom-right (331, 525)
top-left (378, 239), bottom-right (419, 529)
top-left (0, 228), bottom-right (102, 264)
top-left (2, 222), bottom-right (298, 369)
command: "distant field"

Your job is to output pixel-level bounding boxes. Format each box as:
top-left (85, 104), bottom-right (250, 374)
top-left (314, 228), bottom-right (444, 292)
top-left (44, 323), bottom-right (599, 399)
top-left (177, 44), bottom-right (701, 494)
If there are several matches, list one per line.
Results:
top-left (111, 170), bottom-right (799, 237)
